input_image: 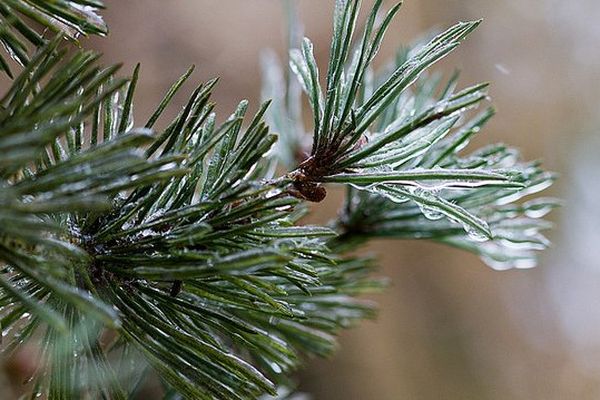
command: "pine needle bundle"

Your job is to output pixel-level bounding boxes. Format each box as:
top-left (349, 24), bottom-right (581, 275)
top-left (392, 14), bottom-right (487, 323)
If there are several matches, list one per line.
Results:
top-left (0, 1), bottom-right (556, 398)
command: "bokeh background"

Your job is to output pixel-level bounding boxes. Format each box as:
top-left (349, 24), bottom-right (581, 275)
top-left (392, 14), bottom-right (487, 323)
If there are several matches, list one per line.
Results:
top-left (6, 0), bottom-right (600, 399)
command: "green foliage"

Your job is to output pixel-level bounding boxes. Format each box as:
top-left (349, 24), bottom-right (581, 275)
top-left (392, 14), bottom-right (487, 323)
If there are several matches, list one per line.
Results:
top-left (270, 0), bottom-right (556, 269)
top-left (0, 0), bottom-right (106, 77)
top-left (0, 0), bottom-right (555, 399)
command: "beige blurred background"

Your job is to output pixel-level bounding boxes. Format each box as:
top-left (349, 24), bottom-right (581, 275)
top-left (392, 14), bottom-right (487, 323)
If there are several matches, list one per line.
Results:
top-left (11, 0), bottom-right (600, 399)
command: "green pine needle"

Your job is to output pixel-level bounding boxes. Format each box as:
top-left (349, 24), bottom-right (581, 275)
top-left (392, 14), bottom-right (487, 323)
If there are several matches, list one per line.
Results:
top-left (0, 0), bottom-right (107, 78)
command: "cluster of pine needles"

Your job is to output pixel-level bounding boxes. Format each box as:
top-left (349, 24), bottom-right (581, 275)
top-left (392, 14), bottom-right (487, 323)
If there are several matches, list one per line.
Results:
top-left (0, 1), bottom-right (556, 399)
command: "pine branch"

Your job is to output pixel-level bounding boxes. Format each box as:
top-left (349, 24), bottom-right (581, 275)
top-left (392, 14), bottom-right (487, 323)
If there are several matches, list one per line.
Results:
top-left (0, 0), bottom-right (106, 78)
top-left (0, 0), bottom-right (557, 398)
top-left (325, 64), bottom-right (558, 268)
top-left (264, 0), bottom-right (556, 268)
top-left (1, 39), bottom-right (381, 398)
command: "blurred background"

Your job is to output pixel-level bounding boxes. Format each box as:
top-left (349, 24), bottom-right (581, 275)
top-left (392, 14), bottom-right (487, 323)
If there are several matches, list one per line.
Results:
top-left (7, 0), bottom-right (600, 398)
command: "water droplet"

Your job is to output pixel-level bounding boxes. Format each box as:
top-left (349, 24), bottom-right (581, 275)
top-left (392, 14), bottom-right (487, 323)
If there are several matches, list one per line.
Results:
top-left (270, 362), bottom-right (283, 374)
top-left (482, 254), bottom-right (536, 271)
top-left (434, 103), bottom-right (447, 114)
top-left (463, 223), bottom-right (490, 242)
top-left (411, 187), bottom-right (444, 220)
top-left (372, 185), bottom-right (409, 204)
top-left (420, 206), bottom-right (443, 220)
